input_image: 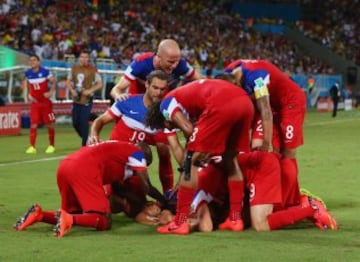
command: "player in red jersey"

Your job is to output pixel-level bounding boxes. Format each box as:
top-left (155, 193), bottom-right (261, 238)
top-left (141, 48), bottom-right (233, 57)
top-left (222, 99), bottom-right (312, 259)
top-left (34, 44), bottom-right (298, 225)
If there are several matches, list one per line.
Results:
top-left (13, 141), bottom-right (166, 238)
top-left (89, 70), bottom-right (175, 193)
top-left (225, 59), bottom-right (307, 208)
top-left (181, 151), bottom-right (337, 232)
top-left (22, 55), bottom-right (56, 154)
top-left (109, 39), bottom-right (203, 193)
top-left (238, 151), bottom-right (337, 231)
top-left (146, 79), bottom-right (254, 235)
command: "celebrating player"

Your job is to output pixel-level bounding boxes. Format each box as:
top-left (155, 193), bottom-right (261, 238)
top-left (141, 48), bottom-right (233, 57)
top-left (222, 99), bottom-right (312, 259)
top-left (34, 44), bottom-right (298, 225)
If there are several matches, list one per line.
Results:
top-left (89, 70), bottom-right (174, 193)
top-left (225, 59), bottom-right (307, 208)
top-left (110, 38), bottom-right (203, 100)
top-left (13, 141), bottom-right (165, 238)
top-left (146, 78), bottom-right (254, 235)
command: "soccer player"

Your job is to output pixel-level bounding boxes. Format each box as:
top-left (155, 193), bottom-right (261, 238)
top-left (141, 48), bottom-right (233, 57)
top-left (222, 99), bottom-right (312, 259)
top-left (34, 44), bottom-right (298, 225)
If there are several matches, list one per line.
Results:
top-left (13, 141), bottom-right (166, 238)
top-left (67, 50), bottom-right (103, 146)
top-left (184, 151), bottom-right (338, 232)
top-left (110, 38), bottom-right (204, 100)
top-left (225, 59), bottom-right (307, 208)
top-left (237, 151), bottom-right (338, 231)
top-left (89, 70), bottom-right (174, 193)
top-left (22, 55), bottom-right (56, 154)
top-left (146, 78), bottom-right (254, 235)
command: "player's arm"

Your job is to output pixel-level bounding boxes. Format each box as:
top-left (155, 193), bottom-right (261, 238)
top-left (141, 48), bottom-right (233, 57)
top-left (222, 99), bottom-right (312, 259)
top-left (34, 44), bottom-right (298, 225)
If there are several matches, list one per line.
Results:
top-left (88, 111), bottom-right (114, 144)
top-left (44, 75), bottom-right (57, 99)
top-left (255, 94), bottom-right (273, 152)
top-left (171, 111), bottom-right (194, 138)
top-left (110, 76), bottom-right (131, 101)
top-left (66, 70), bottom-right (77, 98)
top-left (167, 132), bottom-right (185, 166)
top-left (136, 170), bottom-right (167, 206)
top-left (191, 70), bottom-right (205, 80)
top-left (21, 79), bottom-right (29, 102)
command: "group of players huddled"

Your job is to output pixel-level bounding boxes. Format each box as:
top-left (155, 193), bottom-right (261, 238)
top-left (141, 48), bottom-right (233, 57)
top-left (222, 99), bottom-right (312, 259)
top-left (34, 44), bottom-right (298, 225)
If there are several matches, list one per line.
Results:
top-left (14, 39), bottom-right (338, 238)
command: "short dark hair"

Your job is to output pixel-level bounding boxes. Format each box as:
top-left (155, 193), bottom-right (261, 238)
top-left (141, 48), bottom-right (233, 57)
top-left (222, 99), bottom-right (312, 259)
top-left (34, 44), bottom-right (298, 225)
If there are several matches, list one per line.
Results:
top-left (214, 73), bottom-right (235, 82)
top-left (29, 54), bottom-right (40, 61)
top-left (80, 49), bottom-right (90, 55)
top-left (146, 70), bottom-right (170, 83)
top-left (145, 101), bottom-right (166, 130)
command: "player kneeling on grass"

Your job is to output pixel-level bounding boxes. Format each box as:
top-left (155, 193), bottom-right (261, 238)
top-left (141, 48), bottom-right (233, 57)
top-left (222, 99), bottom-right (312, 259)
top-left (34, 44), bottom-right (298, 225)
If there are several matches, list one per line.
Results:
top-left (161, 151), bottom-right (338, 232)
top-left (13, 141), bottom-right (166, 238)
top-left (237, 151), bottom-right (338, 231)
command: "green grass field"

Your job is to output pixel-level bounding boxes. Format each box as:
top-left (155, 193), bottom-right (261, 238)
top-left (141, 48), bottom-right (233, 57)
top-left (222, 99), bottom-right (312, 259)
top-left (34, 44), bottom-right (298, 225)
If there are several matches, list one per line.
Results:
top-left (0, 110), bottom-right (359, 261)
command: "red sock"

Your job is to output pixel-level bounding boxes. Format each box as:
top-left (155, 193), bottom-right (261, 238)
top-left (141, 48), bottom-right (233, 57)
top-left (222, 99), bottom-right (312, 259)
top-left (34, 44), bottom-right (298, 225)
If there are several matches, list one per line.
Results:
top-left (267, 206), bottom-right (314, 230)
top-left (73, 213), bottom-right (110, 231)
top-left (158, 152), bottom-right (174, 193)
top-left (280, 158), bottom-right (300, 207)
top-left (228, 180), bottom-right (244, 221)
top-left (29, 128), bottom-right (37, 147)
top-left (174, 186), bottom-right (196, 225)
top-left (42, 211), bottom-right (57, 225)
top-left (48, 127), bottom-right (55, 146)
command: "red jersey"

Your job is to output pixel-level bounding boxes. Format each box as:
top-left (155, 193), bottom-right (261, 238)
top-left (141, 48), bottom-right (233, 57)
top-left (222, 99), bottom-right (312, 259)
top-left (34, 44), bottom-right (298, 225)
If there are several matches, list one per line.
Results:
top-left (64, 141), bottom-right (147, 185)
top-left (160, 79), bottom-right (248, 122)
top-left (225, 59), bottom-right (305, 112)
top-left (24, 66), bottom-right (53, 103)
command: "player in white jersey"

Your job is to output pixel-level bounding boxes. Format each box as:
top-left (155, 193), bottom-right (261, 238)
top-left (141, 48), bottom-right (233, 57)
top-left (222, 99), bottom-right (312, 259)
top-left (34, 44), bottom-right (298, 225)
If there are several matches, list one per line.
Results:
top-left (89, 70), bottom-right (178, 194)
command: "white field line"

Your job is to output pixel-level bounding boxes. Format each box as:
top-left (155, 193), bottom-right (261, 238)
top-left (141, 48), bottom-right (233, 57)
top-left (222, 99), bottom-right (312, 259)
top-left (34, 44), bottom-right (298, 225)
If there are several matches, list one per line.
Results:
top-left (0, 155), bottom-right (66, 168)
top-left (304, 118), bottom-right (359, 127)
top-left (0, 117), bottom-right (358, 168)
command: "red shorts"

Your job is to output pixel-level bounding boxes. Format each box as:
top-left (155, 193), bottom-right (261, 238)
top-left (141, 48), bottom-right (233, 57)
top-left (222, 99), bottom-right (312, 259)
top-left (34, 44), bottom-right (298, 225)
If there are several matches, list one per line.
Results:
top-left (110, 120), bottom-right (169, 145)
top-left (57, 159), bottom-right (110, 214)
top-left (187, 95), bottom-right (254, 154)
top-left (238, 152), bottom-right (282, 206)
top-left (30, 100), bottom-right (55, 125)
top-left (251, 103), bottom-right (305, 149)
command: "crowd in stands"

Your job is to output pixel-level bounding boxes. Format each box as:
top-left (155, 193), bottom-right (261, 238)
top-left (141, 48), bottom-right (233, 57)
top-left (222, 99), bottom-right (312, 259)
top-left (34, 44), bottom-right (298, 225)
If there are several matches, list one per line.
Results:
top-left (0, 0), bottom-right (343, 74)
top-left (296, 0), bottom-right (360, 66)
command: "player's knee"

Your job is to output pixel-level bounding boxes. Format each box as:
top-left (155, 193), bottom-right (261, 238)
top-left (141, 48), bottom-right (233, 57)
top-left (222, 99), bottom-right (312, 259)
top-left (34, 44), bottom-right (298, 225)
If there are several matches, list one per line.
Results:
top-left (252, 219), bottom-right (270, 232)
top-left (198, 220), bottom-right (213, 232)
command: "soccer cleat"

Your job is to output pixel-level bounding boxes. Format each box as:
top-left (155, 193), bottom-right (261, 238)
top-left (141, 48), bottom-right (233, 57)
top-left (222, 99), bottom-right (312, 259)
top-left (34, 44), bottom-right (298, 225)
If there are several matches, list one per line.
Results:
top-left (310, 198), bottom-right (338, 231)
top-left (157, 221), bottom-right (190, 235)
top-left (45, 145), bottom-right (55, 154)
top-left (300, 188), bottom-right (327, 209)
top-left (54, 209), bottom-right (73, 238)
top-left (25, 146), bottom-right (37, 154)
top-left (13, 204), bottom-right (43, 231)
top-left (218, 217), bottom-right (244, 232)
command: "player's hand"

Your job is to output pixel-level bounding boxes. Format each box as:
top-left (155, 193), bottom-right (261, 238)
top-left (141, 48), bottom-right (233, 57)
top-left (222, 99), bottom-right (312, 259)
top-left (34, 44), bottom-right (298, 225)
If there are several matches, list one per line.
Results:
top-left (28, 95), bottom-right (38, 103)
top-left (43, 91), bottom-right (52, 98)
top-left (252, 141), bottom-right (273, 152)
top-left (87, 135), bottom-right (102, 145)
top-left (115, 93), bottom-right (130, 101)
